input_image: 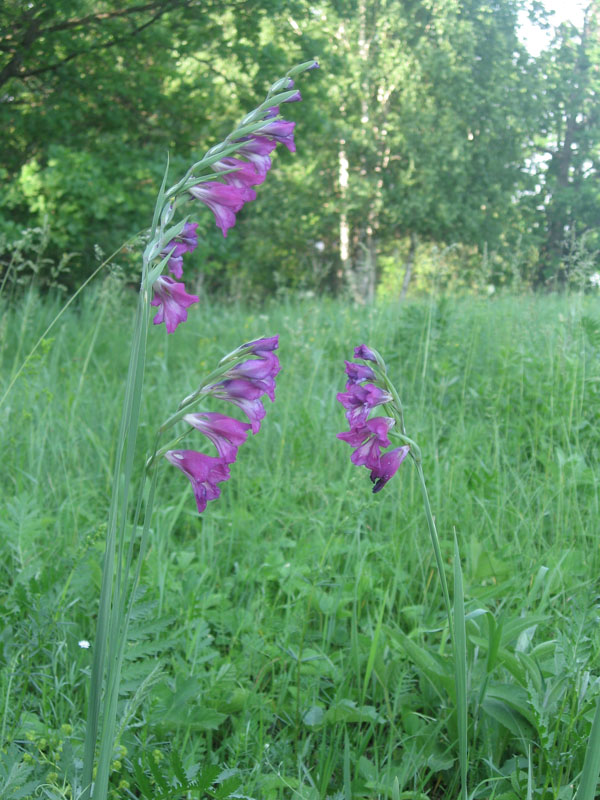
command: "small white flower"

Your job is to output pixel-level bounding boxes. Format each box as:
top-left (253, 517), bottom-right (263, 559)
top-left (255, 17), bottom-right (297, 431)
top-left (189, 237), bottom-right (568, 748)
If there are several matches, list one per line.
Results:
top-left (78, 640), bottom-right (91, 649)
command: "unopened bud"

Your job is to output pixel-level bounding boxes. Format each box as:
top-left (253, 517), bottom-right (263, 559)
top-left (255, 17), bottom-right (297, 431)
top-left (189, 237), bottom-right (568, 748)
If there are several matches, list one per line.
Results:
top-left (288, 60), bottom-right (319, 77)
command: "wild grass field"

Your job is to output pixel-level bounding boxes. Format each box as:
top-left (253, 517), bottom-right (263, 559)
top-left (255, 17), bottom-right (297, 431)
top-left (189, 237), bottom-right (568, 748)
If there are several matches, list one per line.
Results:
top-left (1, 282), bottom-right (600, 799)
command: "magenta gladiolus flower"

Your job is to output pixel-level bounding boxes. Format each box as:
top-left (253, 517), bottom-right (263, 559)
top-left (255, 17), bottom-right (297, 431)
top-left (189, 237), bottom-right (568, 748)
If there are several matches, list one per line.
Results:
top-left (337, 417), bottom-right (395, 470)
top-left (240, 335), bottom-right (279, 355)
top-left (336, 383), bottom-right (392, 427)
top-left (151, 276), bottom-right (199, 334)
top-left (344, 360), bottom-right (376, 386)
top-left (234, 136), bottom-right (277, 177)
top-left (160, 221), bottom-right (199, 279)
top-left (213, 157), bottom-right (267, 189)
top-left (370, 446), bottom-right (410, 493)
top-left (183, 412), bottom-right (252, 463)
top-left (225, 352), bottom-right (281, 382)
top-left (208, 379), bottom-right (270, 433)
top-left (354, 344), bottom-right (378, 363)
top-left (261, 119), bottom-right (296, 152)
top-left (189, 181), bottom-right (254, 237)
top-left (164, 450), bottom-right (230, 513)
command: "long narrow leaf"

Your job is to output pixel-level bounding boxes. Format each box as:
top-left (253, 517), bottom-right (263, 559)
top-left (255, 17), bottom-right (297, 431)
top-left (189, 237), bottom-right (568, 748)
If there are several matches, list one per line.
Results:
top-left (575, 697), bottom-right (600, 800)
top-left (361, 590), bottom-right (387, 703)
top-left (453, 533), bottom-right (468, 800)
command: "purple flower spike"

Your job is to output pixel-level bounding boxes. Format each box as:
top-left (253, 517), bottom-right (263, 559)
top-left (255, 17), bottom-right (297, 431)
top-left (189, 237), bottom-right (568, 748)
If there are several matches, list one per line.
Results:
top-left (344, 360), bottom-right (376, 386)
top-left (336, 383), bottom-right (392, 427)
top-left (208, 378), bottom-right (268, 433)
top-left (354, 344), bottom-right (378, 363)
top-left (189, 181), bottom-right (254, 237)
top-left (164, 450), bottom-right (230, 513)
top-left (183, 412), bottom-right (252, 463)
top-left (151, 276), bottom-right (199, 334)
top-left (370, 446), bottom-right (410, 493)
top-left (261, 120), bottom-right (296, 152)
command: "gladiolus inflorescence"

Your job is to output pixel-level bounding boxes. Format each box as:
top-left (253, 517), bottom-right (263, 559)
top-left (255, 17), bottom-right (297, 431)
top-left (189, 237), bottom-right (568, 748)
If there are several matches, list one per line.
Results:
top-left (144, 61), bottom-right (318, 334)
top-left (161, 336), bottom-right (280, 513)
top-left (337, 344), bottom-right (412, 493)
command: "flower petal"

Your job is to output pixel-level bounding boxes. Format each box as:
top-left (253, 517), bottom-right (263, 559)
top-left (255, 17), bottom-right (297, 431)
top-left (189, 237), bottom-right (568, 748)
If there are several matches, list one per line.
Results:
top-left (354, 344), bottom-right (378, 363)
top-left (226, 352), bottom-right (281, 381)
top-left (189, 182), bottom-right (254, 237)
top-left (184, 412), bottom-right (252, 463)
top-left (165, 450), bottom-right (230, 513)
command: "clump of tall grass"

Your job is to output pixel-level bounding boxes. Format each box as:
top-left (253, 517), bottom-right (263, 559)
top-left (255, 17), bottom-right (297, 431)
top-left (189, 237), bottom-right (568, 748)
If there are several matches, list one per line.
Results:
top-left (2, 290), bottom-right (600, 797)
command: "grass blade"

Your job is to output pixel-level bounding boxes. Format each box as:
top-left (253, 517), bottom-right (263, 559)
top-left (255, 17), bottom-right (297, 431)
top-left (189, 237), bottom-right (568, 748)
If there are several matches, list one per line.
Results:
top-left (453, 532), bottom-right (468, 800)
top-left (575, 697), bottom-right (600, 800)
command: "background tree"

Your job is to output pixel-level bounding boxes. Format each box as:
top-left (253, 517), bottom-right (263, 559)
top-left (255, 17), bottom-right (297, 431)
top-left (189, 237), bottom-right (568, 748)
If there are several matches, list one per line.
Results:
top-left (1, 0), bottom-right (599, 297)
top-left (528, 2), bottom-right (600, 287)
top-left (0, 0), bottom-right (319, 287)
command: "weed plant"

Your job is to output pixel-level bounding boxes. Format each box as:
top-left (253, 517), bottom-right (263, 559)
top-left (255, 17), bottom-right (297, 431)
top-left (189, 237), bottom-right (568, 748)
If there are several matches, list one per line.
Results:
top-left (1, 286), bottom-right (600, 798)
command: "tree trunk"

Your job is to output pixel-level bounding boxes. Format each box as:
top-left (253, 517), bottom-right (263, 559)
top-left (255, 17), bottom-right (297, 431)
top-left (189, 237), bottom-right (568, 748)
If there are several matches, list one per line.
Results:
top-left (338, 138), bottom-right (352, 289)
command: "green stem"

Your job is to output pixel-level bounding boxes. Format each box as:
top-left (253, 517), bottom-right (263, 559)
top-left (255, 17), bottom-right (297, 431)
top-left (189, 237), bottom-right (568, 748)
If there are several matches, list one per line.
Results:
top-left (81, 276), bottom-right (150, 800)
top-left (93, 468), bottom-right (158, 799)
top-left (414, 461), bottom-right (454, 643)
top-left (381, 375), bottom-right (407, 435)
top-left (414, 460), bottom-right (469, 800)
top-left (388, 428), bottom-right (422, 459)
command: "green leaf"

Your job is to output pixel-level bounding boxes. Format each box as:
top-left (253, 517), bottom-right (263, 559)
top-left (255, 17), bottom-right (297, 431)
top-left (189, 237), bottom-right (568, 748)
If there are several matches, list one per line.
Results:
top-left (303, 705), bottom-right (325, 726)
top-left (453, 533), bottom-right (468, 800)
top-left (482, 697), bottom-right (533, 740)
top-left (388, 628), bottom-right (455, 697)
top-left (575, 697), bottom-right (600, 800)
top-left (324, 699), bottom-right (384, 725)
top-left (192, 764), bottom-right (221, 796)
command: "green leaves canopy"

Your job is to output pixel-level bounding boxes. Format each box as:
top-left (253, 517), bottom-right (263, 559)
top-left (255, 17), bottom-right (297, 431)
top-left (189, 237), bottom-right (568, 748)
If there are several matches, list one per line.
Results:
top-left (1, 0), bottom-right (598, 294)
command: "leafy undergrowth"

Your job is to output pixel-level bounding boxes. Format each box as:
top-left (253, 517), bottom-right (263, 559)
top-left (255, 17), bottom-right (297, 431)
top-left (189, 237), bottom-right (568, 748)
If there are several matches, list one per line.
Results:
top-left (1, 285), bottom-right (600, 798)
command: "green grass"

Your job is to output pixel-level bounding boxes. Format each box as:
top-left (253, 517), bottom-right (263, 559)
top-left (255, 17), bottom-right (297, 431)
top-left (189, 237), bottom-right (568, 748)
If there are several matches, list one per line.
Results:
top-left (1, 282), bottom-right (600, 799)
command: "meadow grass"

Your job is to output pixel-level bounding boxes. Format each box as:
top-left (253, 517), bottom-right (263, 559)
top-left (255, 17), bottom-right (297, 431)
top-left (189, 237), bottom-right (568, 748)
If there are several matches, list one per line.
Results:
top-left (1, 282), bottom-right (600, 799)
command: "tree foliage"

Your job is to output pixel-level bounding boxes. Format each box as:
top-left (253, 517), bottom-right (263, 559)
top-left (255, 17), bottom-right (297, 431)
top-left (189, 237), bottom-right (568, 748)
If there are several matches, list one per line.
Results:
top-left (529, 5), bottom-right (600, 286)
top-left (1, 0), bottom-right (599, 296)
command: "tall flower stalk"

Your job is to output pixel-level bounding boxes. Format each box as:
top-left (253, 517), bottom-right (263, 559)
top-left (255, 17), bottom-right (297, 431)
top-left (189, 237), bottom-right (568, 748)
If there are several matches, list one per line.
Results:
top-left (81, 61), bottom-right (317, 800)
top-left (337, 344), bottom-right (468, 800)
